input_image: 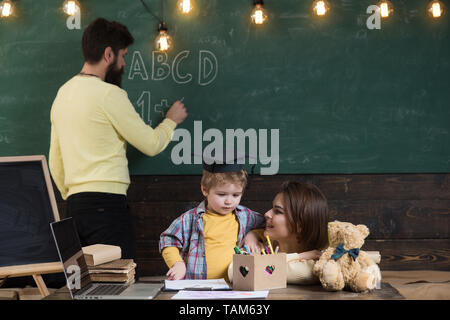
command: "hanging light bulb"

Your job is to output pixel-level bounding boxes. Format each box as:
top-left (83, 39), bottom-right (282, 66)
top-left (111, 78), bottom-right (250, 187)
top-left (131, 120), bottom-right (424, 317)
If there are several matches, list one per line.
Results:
top-left (155, 22), bottom-right (172, 52)
top-left (251, 0), bottom-right (267, 25)
top-left (378, 0), bottom-right (393, 18)
top-left (177, 0), bottom-right (194, 14)
top-left (0, 0), bottom-right (13, 18)
top-left (312, 0), bottom-right (330, 17)
top-left (427, 0), bottom-right (445, 18)
top-left (63, 0), bottom-right (80, 16)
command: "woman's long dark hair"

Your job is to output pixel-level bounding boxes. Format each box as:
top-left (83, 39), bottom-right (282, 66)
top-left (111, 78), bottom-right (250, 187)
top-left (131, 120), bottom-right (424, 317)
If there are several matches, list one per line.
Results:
top-left (278, 181), bottom-right (329, 252)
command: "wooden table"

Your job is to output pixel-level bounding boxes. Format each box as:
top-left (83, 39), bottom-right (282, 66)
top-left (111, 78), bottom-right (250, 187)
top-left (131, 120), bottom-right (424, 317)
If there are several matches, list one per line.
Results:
top-left (43, 280), bottom-right (403, 300)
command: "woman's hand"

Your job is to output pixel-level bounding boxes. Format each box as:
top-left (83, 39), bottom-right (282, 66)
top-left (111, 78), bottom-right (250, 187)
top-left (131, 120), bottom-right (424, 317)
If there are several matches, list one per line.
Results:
top-left (298, 250), bottom-right (322, 261)
top-left (166, 261), bottom-right (186, 280)
top-left (243, 231), bottom-right (264, 254)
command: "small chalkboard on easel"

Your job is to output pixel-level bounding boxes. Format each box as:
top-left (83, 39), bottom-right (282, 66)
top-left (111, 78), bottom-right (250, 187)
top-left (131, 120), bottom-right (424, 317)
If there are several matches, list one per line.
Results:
top-left (0, 155), bottom-right (63, 297)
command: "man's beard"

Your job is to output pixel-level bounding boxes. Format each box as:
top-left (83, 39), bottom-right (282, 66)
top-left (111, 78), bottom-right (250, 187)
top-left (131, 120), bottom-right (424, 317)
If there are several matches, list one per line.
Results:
top-left (105, 58), bottom-right (124, 88)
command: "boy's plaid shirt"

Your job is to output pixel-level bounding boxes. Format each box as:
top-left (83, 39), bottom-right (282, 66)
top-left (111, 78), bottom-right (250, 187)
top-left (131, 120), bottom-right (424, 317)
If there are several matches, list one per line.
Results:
top-left (159, 201), bottom-right (266, 279)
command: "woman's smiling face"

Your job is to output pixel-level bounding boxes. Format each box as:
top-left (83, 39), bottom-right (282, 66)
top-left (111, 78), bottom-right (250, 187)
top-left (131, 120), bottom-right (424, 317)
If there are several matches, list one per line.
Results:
top-left (264, 193), bottom-right (291, 241)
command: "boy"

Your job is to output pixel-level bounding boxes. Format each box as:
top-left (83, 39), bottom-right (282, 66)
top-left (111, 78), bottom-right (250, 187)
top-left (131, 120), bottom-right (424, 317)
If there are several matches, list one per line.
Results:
top-left (159, 152), bottom-right (265, 280)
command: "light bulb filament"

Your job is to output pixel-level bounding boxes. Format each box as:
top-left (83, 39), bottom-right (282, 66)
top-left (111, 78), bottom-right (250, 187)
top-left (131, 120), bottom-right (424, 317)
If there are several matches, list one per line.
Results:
top-left (157, 31), bottom-right (170, 52)
top-left (315, 1), bottom-right (327, 16)
top-left (64, 1), bottom-right (79, 16)
top-left (159, 36), bottom-right (168, 51)
top-left (431, 2), bottom-right (441, 17)
top-left (380, 3), bottom-right (389, 17)
top-left (251, 4), bottom-right (266, 25)
top-left (1, 2), bottom-right (12, 17)
top-left (253, 9), bottom-right (263, 24)
top-left (181, 0), bottom-right (192, 13)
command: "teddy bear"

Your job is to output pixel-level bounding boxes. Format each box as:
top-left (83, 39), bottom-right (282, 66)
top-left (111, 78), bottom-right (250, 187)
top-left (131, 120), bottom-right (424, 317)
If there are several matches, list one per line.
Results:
top-left (313, 220), bottom-right (381, 292)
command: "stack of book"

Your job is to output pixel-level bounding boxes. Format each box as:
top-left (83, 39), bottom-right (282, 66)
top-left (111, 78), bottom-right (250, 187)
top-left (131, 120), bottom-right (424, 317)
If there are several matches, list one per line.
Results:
top-left (82, 244), bottom-right (136, 284)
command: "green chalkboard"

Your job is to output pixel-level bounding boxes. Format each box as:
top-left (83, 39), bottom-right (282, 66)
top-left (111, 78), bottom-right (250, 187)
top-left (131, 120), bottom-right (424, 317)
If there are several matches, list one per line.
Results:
top-left (0, 0), bottom-right (449, 175)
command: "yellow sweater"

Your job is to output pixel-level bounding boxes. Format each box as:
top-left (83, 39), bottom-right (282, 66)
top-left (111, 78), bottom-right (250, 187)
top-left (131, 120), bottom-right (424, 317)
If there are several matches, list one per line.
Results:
top-left (49, 75), bottom-right (176, 200)
top-left (162, 210), bottom-right (239, 281)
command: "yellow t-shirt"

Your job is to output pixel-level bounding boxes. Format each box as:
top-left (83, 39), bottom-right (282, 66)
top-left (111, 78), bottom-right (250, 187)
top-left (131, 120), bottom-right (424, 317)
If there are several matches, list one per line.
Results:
top-left (203, 210), bottom-right (239, 281)
top-left (49, 75), bottom-right (176, 200)
top-left (162, 209), bottom-right (239, 281)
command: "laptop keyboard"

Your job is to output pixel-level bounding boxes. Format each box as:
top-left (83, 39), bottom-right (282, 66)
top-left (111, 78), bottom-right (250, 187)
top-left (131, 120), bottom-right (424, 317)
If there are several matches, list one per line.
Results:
top-left (86, 284), bottom-right (127, 296)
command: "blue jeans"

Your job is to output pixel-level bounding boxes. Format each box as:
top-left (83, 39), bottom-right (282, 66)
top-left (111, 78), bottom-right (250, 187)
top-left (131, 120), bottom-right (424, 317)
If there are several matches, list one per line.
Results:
top-left (66, 192), bottom-right (137, 261)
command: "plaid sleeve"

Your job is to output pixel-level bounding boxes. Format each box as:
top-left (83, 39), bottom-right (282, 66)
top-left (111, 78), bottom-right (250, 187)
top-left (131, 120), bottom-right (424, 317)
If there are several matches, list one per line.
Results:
top-left (244, 208), bottom-right (266, 234)
top-left (159, 210), bottom-right (193, 253)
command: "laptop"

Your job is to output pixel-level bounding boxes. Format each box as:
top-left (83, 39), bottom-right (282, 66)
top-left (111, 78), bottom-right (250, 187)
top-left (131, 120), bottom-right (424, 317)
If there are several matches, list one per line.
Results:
top-left (50, 217), bottom-right (162, 300)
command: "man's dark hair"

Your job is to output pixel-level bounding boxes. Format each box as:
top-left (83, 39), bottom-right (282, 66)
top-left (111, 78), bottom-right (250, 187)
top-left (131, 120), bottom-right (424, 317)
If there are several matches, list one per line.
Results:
top-left (82, 18), bottom-right (134, 63)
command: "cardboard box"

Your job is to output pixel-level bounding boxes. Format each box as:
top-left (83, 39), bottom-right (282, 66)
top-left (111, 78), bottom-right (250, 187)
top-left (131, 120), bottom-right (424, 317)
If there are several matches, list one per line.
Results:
top-left (232, 253), bottom-right (287, 291)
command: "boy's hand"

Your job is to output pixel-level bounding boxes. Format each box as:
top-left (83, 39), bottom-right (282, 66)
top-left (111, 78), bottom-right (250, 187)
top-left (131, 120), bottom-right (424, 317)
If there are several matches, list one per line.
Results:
top-left (166, 261), bottom-right (186, 280)
top-left (298, 250), bottom-right (322, 261)
top-left (243, 231), bottom-right (263, 254)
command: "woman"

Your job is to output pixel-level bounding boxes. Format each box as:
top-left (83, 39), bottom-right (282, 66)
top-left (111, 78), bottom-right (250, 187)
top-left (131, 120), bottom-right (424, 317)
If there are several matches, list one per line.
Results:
top-left (230, 181), bottom-right (329, 284)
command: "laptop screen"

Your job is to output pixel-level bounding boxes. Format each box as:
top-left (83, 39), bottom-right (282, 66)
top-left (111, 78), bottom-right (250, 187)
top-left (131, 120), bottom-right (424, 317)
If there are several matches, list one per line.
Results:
top-left (50, 217), bottom-right (92, 297)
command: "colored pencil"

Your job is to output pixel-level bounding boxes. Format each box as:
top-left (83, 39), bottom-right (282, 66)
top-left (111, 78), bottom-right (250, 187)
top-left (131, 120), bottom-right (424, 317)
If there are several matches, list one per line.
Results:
top-left (266, 235), bottom-right (274, 254)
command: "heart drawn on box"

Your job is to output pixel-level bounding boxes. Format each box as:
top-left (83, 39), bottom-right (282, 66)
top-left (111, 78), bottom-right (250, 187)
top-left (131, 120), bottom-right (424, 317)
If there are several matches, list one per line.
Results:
top-left (265, 265), bottom-right (275, 275)
top-left (239, 266), bottom-right (249, 277)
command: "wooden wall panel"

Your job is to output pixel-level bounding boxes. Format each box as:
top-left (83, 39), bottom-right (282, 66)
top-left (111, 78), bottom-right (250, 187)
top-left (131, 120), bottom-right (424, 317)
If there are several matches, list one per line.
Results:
top-left (54, 173), bottom-right (450, 276)
top-left (127, 174), bottom-right (450, 201)
top-left (127, 199), bottom-right (449, 240)
top-left (364, 239), bottom-right (450, 271)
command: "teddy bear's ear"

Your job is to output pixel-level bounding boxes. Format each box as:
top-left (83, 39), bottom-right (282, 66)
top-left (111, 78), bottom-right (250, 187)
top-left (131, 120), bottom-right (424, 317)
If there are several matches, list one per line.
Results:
top-left (327, 223), bottom-right (332, 246)
top-left (328, 220), bottom-right (339, 228)
top-left (327, 221), bottom-right (339, 245)
top-left (356, 224), bottom-right (370, 238)
top-left (327, 221), bottom-right (336, 234)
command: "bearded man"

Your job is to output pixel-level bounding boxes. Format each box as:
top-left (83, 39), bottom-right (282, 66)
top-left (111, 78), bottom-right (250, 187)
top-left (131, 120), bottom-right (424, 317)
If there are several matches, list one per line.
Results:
top-left (49, 18), bottom-right (187, 261)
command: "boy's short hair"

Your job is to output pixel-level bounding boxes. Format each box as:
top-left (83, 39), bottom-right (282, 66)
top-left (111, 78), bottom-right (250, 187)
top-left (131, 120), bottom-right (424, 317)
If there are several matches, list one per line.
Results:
top-left (82, 18), bottom-right (134, 64)
top-left (201, 169), bottom-right (248, 192)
